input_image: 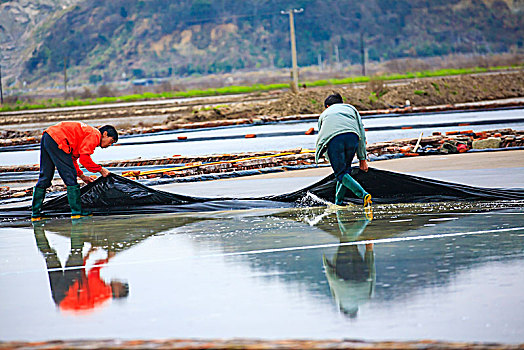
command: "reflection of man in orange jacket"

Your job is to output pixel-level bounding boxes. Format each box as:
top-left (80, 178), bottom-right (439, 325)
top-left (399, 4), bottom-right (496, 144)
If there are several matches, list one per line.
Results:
top-left (32, 122), bottom-right (118, 220)
top-left (32, 222), bottom-right (129, 314)
top-left (59, 251), bottom-right (129, 313)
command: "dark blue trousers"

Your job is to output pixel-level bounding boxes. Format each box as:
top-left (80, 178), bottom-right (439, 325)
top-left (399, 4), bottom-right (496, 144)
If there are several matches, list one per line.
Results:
top-left (36, 132), bottom-right (78, 189)
top-left (326, 132), bottom-right (359, 182)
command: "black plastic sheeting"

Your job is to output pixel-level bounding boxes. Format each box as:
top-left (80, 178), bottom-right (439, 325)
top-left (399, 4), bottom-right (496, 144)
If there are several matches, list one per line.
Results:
top-left (263, 167), bottom-right (524, 203)
top-left (1, 168), bottom-right (523, 219)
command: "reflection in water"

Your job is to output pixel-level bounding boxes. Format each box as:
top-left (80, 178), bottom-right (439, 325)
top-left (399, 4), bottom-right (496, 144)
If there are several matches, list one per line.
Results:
top-left (2, 202), bottom-right (522, 342)
top-left (323, 210), bottom-right (375, 318)
top-left (32, 219), bottom-right (129, 314)
top-left (30, 214), bottom-right (207, 314)
top-left (280, 203), bottom-right (524, 318)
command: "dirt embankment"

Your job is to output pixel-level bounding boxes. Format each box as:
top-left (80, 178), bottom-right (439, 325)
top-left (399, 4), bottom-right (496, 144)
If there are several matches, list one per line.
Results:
top-left (1, 71), bottom-right (523, 142)
top-left (190, 70), bottom-right (524, 120)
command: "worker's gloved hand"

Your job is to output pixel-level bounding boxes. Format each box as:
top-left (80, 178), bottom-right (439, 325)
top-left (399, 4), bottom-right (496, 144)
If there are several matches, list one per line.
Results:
top-left (100, 167), bottom-right (111, 177)
top-left (79, 174), bottom-right (94, 184)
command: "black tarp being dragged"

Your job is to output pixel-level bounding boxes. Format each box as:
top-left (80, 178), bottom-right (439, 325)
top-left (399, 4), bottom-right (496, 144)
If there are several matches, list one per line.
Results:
top-left (264, 167), bottom-right (524, 204)
top-left (1, 168), bottom-right (523, 219)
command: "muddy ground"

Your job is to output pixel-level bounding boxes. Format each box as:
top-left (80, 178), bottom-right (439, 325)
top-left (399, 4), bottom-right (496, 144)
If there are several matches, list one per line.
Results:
top-left (192, 70), bottom-right (524, 120)
top-left (1, 70), bottom-right (523, 140)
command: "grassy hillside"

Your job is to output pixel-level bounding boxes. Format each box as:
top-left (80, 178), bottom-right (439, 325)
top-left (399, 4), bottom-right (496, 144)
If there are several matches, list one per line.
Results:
top-left (16, 0), bottom-right (524, 85)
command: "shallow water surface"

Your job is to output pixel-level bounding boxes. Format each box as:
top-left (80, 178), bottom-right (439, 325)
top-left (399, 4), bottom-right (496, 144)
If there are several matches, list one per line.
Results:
top-left (1, 203), bottom-right (523, 343)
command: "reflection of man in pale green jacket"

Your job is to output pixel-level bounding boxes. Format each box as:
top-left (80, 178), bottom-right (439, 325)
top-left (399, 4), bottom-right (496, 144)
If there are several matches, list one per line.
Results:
top-left (323, 212), bottom-right (375, 318)
top-left (315, 93), bottom-right (372, 206)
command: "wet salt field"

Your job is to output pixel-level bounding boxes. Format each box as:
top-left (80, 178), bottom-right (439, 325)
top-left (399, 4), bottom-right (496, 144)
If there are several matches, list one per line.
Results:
top-left (1, 107), bottom-right (524, 344)
top-left (0, 108), bottom-right (523, 166)
top-left (1, 202), bottom-right (524, 342)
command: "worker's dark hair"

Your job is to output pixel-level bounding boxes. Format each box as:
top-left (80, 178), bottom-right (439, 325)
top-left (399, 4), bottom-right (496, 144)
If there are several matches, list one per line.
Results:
top-left (324, 92), bottom-right (344, 108)
top-left (99, 125), bottom-right (118, 142)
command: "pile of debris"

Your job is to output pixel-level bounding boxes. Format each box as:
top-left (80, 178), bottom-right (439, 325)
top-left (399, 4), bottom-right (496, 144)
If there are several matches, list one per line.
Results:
top-left (0, 129), bottom-right (39, 148)
top-left (367, 128), bottom-right (523, 157)
top-left (0, 183), bottom-right (69, 201)
top-left (121, 149), bottom-right (315, 180)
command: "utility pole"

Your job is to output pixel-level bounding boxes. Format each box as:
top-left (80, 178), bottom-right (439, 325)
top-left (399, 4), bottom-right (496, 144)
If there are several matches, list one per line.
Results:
top-left (0, 64), bottom-right (3, 105)
top-left (281, 8), bottom-right (303, 93)
top-left (360, 32), bottom-right (366, 76)
top-left (63, 56), bottom-right (68, 98)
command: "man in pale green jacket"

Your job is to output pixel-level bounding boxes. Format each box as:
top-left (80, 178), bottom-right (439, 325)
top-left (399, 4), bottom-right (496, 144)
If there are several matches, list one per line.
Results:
top-left (315, 93), bottom-right (372, 206)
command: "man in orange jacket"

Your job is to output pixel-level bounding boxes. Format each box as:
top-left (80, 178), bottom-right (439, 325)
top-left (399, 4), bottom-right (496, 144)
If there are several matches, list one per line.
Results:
top-left (32, 121), bottom-right (118, 220)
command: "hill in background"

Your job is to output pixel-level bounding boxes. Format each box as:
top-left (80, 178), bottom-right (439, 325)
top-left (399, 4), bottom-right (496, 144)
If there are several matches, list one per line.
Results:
top-left (0, 0), bottom-right (523, 89)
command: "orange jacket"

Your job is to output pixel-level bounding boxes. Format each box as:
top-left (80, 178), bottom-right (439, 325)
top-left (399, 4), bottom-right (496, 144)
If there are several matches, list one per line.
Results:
top-left (45, 122), bottom-right (102, 176)
top-left (59, 258), bottom-right (112, 313)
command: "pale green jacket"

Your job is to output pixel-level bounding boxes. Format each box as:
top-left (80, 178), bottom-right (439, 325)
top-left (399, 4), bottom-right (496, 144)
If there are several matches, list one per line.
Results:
top-left (315, 103), bottom-right (367, 163)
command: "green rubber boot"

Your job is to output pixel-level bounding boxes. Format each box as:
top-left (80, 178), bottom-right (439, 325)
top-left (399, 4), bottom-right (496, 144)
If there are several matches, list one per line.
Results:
top-left (67, 185), bottom-right (92, 219)
top-left (31, 186), bottom-right (47, 221)
top-left (335, 181), bottom-right (347, 205)
top-left (340, 173), bottom-right (367, 199)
